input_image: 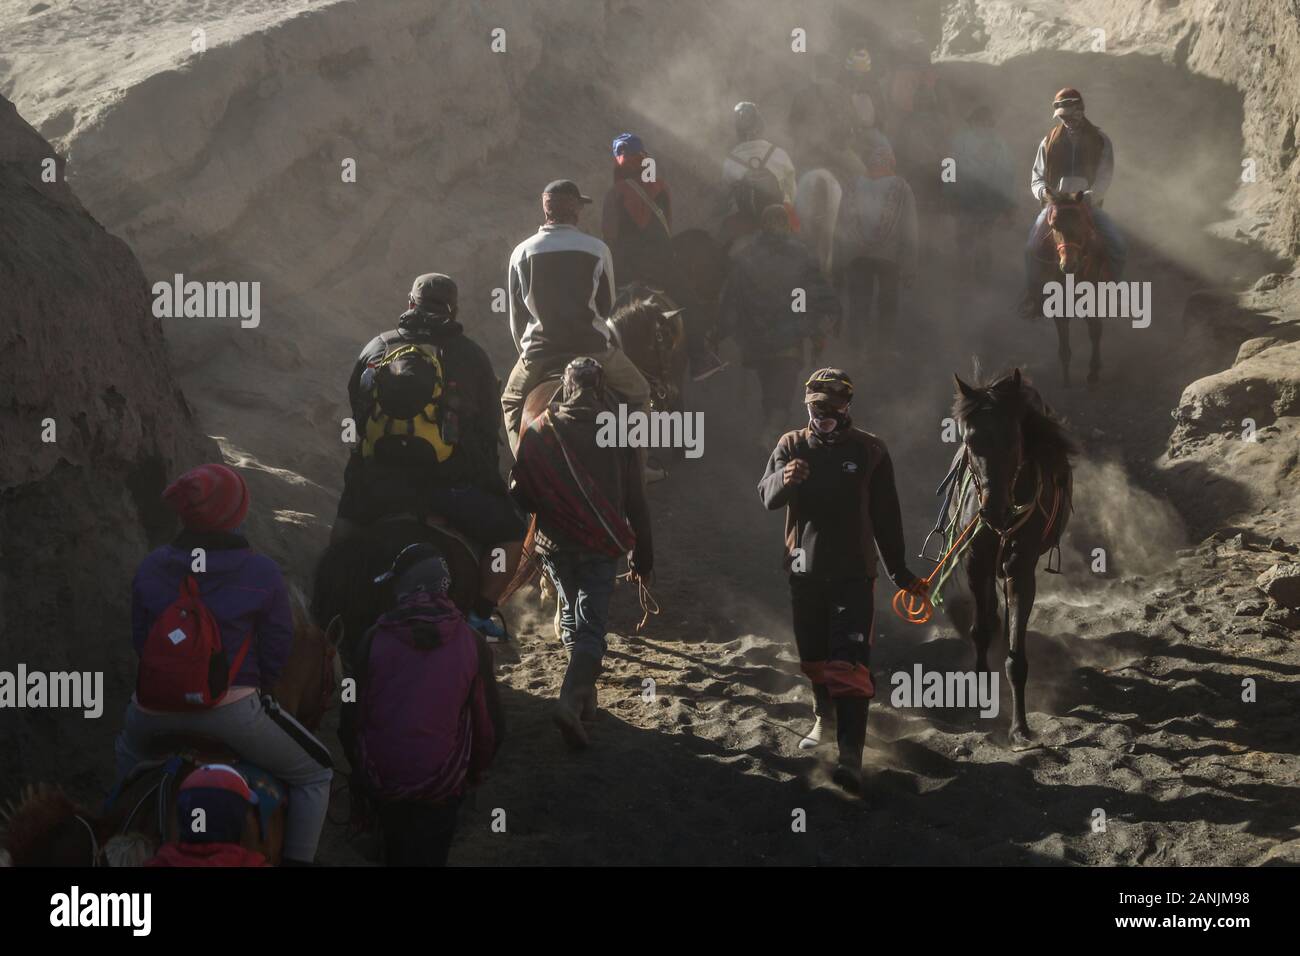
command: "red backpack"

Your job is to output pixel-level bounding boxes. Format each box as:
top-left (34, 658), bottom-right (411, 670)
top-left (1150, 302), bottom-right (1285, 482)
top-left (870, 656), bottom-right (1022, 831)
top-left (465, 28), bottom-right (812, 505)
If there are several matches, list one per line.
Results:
top-left (137, 576), bottom-right (252, 711)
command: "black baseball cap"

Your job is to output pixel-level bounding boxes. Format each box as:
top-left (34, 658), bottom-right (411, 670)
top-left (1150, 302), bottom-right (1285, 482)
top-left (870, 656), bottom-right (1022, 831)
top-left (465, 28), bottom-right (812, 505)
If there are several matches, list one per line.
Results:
top-left (374, 542), bottom-right (451, 598)
top-left (543, 179), bottom-right (593, 204)
top-left (408, 273), bottom-right (458, 314)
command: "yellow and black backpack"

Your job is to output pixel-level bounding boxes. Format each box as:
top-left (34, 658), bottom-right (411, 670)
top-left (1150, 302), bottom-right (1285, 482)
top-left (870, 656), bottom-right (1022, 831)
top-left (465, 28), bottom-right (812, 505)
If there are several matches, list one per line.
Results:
top-left (361, 343), bottom-right (456, 463)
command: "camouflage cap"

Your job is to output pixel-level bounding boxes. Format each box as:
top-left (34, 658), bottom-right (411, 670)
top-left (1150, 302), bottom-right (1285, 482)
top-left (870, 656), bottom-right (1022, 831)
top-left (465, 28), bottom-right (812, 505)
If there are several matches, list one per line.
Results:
top-left (805, 367), bottom-right (854, 404)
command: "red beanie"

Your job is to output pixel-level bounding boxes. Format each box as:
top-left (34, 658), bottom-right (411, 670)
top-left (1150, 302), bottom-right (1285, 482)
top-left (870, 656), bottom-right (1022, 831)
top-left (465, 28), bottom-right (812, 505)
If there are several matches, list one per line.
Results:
top-left (162, 464), bottom-right (250, 533)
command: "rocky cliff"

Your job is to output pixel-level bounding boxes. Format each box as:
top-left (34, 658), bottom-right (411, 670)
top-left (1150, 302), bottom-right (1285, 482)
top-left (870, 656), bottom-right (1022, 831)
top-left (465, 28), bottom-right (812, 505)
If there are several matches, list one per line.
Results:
top-left (0, 94), bottom-right (216, 787)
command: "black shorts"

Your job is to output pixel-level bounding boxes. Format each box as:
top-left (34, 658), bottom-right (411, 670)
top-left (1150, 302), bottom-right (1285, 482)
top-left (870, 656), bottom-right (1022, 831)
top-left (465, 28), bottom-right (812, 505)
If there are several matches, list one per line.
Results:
top-left (789, 575), bottom-right (875, 666)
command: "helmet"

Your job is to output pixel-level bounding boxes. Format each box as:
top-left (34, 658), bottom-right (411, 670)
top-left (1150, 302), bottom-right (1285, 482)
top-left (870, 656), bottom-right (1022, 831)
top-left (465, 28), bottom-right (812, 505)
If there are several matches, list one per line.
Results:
top-left (844, 48), bottom-right (873, 74)
top-left (176, 764), bottom-right (258, 845)
top-left (733, 101), bottom-right (764, 140)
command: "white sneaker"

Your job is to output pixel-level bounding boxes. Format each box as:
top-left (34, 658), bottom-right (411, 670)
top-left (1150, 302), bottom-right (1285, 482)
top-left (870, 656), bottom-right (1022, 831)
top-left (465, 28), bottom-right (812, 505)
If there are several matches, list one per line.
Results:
top-left (799, 715), bottom-right (826, 750)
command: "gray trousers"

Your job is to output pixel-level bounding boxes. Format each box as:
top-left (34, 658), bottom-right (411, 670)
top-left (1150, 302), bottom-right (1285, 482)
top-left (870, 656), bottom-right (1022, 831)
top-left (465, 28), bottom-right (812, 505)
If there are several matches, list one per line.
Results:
top-left (114, 694), bottom-right (333, 862)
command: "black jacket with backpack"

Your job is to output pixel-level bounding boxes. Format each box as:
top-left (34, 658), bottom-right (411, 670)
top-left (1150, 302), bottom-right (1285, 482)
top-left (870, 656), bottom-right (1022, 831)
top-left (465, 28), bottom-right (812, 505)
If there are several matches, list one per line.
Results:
top-left (338, 311), bottom-right (505, 523)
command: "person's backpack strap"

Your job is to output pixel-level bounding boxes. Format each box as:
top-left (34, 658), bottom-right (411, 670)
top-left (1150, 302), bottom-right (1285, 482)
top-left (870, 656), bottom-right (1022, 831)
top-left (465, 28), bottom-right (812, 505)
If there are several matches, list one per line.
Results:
top-left (225, 628), bottom-right (255, 689)
top-left (760, 144), bottom-right (776, 167)
top-left (623, 179), bottom-right (671, 237)
top-left (189, 569), bottom-right (254, 693)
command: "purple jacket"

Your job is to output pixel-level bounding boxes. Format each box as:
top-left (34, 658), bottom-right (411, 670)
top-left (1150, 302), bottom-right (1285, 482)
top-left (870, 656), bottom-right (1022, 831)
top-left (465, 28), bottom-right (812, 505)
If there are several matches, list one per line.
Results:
top-left (131, 534), bottom-right (293, 691)
top-left (356, 592), bottom-right (498, 802)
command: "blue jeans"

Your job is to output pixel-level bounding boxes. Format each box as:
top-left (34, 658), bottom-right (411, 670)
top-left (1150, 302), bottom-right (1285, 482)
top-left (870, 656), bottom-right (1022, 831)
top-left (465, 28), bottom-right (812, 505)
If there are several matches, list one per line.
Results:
top-left (539, 550), bottom-right (618, 664)
top-left (1024, 205), bottom-right (1126, 291)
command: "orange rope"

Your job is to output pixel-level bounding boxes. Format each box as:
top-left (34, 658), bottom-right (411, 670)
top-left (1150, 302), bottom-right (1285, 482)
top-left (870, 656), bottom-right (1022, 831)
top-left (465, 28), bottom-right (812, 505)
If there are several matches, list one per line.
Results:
top-left (891, 513), bottom-right (981, 625)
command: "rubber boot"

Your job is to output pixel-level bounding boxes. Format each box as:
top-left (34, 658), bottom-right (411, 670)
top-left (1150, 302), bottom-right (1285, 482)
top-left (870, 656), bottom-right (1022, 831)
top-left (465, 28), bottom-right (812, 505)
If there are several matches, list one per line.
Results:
top-left (831, 697), bottom-right (869, 795)
top-left (798, 684), bottom-right (835, 750)
top-left (554, 652), bottom-right (601, 750)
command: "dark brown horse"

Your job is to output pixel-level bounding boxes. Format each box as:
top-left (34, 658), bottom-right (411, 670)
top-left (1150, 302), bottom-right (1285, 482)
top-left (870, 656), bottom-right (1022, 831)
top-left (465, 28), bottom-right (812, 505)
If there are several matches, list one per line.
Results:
top-left (1029, 191), bottom-right (1112, 387)
top-left (946, 370), bottom-right (1075, 749)
top-left (0, 589), bottom-right (341, 866)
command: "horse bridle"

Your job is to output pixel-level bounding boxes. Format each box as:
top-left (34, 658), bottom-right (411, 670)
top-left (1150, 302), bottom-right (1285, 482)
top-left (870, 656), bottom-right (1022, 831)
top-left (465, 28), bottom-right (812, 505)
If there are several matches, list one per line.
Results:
top-left (1046, 202), bottom-right (1100, 276)
top-left (962, 439), bottom-right (1033, 540)
top-left (644, 314), bottom-right (677, 409)
top-left (74, 813), bottom-right (101, 867)
top-left (962, 437), bottom-right (1064, 550)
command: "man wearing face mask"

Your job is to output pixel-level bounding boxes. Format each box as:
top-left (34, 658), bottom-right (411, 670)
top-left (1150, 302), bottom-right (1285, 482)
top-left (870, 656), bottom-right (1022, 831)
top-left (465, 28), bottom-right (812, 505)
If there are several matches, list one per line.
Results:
top-left (757, 369), bottom-right (924, 795)
top-left (1022, 88), bottom-right (1126, 316)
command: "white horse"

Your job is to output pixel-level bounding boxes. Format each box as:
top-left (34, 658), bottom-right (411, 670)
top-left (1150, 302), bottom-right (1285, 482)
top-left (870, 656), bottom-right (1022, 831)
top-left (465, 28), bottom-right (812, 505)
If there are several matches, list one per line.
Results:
top-left (795, 168), bottom-right (842, 277)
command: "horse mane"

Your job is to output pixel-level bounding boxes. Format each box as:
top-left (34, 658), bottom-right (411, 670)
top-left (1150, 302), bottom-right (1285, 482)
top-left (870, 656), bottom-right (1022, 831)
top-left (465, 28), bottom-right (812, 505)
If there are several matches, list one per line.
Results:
top-left (608, 288), bottom-right (665, 333)
top-left (608, 285), bottom-right (683, 369)
top-left (0, 784), bottom-right (82, 866)
top-left (953, 369), bottom-right (1078, 466)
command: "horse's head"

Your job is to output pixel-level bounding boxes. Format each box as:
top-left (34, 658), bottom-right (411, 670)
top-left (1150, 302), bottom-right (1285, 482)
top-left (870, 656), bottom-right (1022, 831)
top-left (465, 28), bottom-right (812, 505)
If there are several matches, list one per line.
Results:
top-left (275, 587), bottom-right (343, 731)
top-left (954, 369), bottom-right (1029, 531)
top-left (610, 285), bottom-right (686, 409)
top-left (1045, 191), bottom-right (1095, 276)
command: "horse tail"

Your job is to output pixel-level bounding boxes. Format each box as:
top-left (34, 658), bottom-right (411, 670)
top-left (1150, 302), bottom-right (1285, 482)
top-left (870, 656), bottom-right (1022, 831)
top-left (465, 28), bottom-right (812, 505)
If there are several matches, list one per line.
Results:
top-left (796, 170), bottom-right (841, 276)
top-left (0, 784), bottom-right (89, 866)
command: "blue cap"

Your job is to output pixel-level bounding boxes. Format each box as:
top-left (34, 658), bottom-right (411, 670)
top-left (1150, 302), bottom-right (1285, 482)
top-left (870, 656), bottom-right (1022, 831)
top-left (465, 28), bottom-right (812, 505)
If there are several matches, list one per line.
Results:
top-left (612, 133), bottom-right (645, 157)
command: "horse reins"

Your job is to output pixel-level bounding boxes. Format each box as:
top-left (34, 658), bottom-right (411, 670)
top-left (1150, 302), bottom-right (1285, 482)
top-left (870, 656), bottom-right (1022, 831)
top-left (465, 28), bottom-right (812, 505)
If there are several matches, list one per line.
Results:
top-left (318, 640), bottom-right (339, 718)
top-left (1039, 201), bottom-right (1105, 278)
top-left (73, 814), bottom-right (101, 867)
top-left (617, 569), bottom-right (661, 632)
top-left (892, 446), bottom-right (1064, 625)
